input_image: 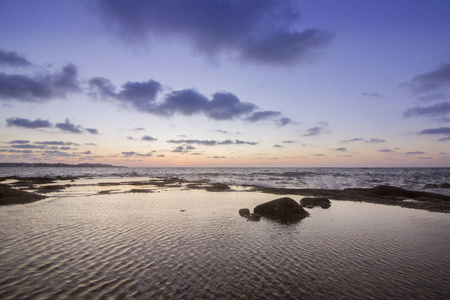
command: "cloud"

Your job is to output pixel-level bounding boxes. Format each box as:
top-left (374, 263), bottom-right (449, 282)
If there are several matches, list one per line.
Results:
top-left (90, 79), bottom-right (271, 121)
top-left (34, 141), bottom-right (79, 146)
top-left (55, 119), bottom-right (83, 134)
top-left (276, 117), bottom-right (296, 126)
top-left (417, 127), bottom-right (450, 135)
top-left (142, 135), bottom-right (157, 141)
top-left (167, 139), bottom-right (257, 146)
top-left (6, 117), bottom-right (52, 129)
top-left (303, 126), bottom-right (328, 136)
top-left (274, 144), bottom-right (283, 148)
top-left (402, 63), bottom-right (450, 94)
top-left (0, 64), bottom-right (80, 102)
top-left (418, 93), bottom-right (449, 102)
top-left (85, 128), bottom-right (98, 134)
top-left (361, 92), bottom-right (382, 98)
top-left (121, 151), bottom-right (153, 157)
top-left (9, 140), bottom-right (30, 144)
top-left (11, 144), bottom-right (46, 149)
top-left (282, 140), bottom-right (296, 144)
top-left (378, 149), bottom-right (394, 153)
top-left (340, 138), bottom-right (364, 143)
top-left (405, 151), bottom-right (426, 155)
top-left (90, 0), bottom-right (332, 66)
top-left (438, 136), bottom-right (450, 141)
top-left (333, 147), bottom-right (348, 152)
top-left (245, 110), bottom-right (280, 122)
top-left (404, 102), bottom-right (450, 118)
top-left (366, 138), bottom-right (386, 143)
top-left (0, 49), bottom-right (32, 67)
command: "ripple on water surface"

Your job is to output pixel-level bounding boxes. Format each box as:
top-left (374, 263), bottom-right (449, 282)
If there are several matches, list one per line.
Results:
top-left (0, 190), bottom-right (449, 299)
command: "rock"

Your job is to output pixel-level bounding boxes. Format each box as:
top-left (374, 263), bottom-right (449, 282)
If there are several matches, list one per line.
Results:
top-left (247, 213), bottom-right (261, 221)
top-left (239, 208), bottom-right (250, 217)
top-left (254, 197), bottom-right (309, 223)
top-left (300, 197), bottom-right (331, 209)
top-left (205, 183), bottom-right (230, 192)
top-left (440, 183), bottom-right (450, 189)
top-left (0, 184), bottom-right (46, 205)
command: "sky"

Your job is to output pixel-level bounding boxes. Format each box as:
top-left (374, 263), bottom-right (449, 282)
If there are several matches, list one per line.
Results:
top-left (1, 0), bottom-right (450, 167)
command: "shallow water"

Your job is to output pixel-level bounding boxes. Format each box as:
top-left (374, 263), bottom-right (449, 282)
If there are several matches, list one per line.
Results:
top-left (1, 190), bottom-right (449, 299)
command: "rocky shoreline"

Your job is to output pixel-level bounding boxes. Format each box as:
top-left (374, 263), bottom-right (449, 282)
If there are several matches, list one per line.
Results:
top-left (0, 175), bottom-right (449, 213)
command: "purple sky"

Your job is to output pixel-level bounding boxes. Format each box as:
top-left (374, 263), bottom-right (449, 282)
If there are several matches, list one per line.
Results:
top-left (1, 0), bottom-right (450, 167)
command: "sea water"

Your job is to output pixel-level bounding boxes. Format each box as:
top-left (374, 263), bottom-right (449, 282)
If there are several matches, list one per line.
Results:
top-left (0, 167), bottom-right (449, 299)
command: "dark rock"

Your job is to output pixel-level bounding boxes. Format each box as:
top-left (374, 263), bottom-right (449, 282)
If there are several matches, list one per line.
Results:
top-left (205, 183), bottom-right (230, 192)
top-left (300, 197), bottom-right (331, 209)
top-left (254, 197), bottom-right (309, 224)
top-left (0, 184), bottom-right (46, 205)
top-left (440, 183), bottom-right (450, 189)
top-left (239, 208), bottom-right (250, 217)
top-left (247, 213), bottom-right (261, 221)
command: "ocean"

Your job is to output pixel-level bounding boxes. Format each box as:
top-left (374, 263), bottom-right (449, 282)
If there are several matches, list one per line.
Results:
top-left (0, 167), bottom-right (449, 299)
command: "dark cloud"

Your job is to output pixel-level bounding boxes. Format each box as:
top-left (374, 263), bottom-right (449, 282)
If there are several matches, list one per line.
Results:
top-left (366, 138), bottom-right (386, 143)
top-left (282, 140), bottom-right (296, 144)
top-left (42, 150), bottom-right (73, 157)
top-left (235, 140), bottom-right (258, 145)
top-left (340, 138), bottom-right (364, 144)
top-left (55, 119), bottom-right (83, 134)
top-left (0, 49), bottom-right (32, 67)
top-left (274, 144), bottom-right (283, 148)
top-left (402, 63), bottom-right (450, 94)
top-left (90, 79), bottom-right (268, 121)
top-left (6, 117), bottom-right (52, 129)
top-left (9, 140), bottom-right (30, 144)
top-left (86, 128), bottom-right (99, 134)
top-left (90, 0), bottom-right (332, 66)
top-left (0, 64), bottom-right (80, 102)
top-left (404, 102), bottom-right (450, 118)
top-left (417, 127), bottom-right (450, 135)
top-left (379, 149), bottom-right (394, 153)
top-left (142, 135), bottom-right (157, 141)
top-left (172, 146), bottom-right (186, 153)
top-left (333, 147), bottom-right (348, 152)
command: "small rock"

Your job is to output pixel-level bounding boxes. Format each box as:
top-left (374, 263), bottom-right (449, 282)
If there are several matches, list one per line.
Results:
top-left (422, 184), bottom-right (439, 189)
top-left (239, 208), bottom-right (250, 217)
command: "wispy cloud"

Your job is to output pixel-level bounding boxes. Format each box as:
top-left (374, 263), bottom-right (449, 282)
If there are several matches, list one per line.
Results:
top-left (303, 126), bottom-right (329, 137)
top-left (55, 119), bottom-right (84, 134)
top-left (366, 138), bottom-right (386, 143)
top-left (404, 102), bottom-right (450, 118)
top-left (361, 92), bottom-right (382, 98)
top-left (340, 138), bottom-right (364, 143)
top-left (90, 0), bottom-right (332, 66)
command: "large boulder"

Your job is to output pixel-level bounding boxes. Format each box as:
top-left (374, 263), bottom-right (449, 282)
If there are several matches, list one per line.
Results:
top-left (300, 197), bottom-right (331, 209)
top-left (254, 197), bottom-right (309, 223)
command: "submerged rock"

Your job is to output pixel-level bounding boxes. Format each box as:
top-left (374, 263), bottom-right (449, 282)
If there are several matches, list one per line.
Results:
top-left (300, 197), bottom-right (331, 209)
top-left (254, 197), bottom-right (309, 223)
top-left (239, 208), bottom-right (250, 217)
top-left (0, 184), bottom-right (47, 205)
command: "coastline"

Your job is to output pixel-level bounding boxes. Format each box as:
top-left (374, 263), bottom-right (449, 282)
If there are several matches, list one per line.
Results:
top-left (1, 175), bottom-right (449, 213)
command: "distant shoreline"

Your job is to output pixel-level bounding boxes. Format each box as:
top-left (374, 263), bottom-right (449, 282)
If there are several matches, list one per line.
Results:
top-left (0, 163), bottom-right (124, 168)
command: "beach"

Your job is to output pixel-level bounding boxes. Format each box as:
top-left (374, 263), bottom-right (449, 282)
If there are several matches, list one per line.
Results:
top-left (1, 168), bottom-right (450, 299)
